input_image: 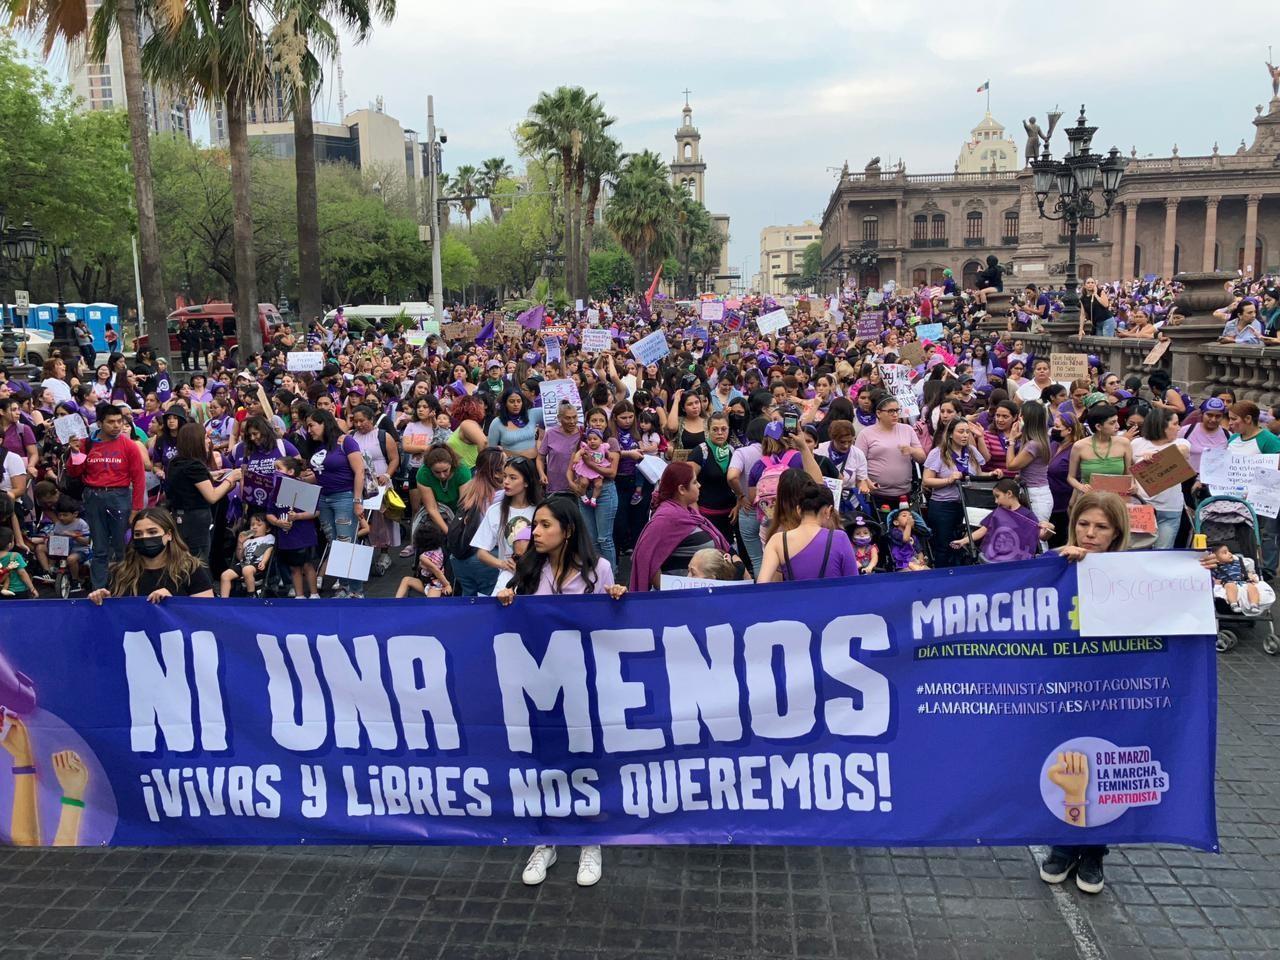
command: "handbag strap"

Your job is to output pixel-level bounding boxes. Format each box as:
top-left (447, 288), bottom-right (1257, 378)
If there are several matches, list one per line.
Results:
top-left (816, 529), bottom-right (835, 579)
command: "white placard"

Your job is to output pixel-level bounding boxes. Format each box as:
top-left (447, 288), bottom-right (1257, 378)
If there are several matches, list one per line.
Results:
top-left (1245, 467), bottom-right (1280, 518)
top-left (638, 454), bottom-right (667, 485)
top-left (286, 351), bottom-right (325, 372)
top-left (362, 487), bottom-right (386, 511)
top-left (1197, 448), bottom-right (1229, 487)
top-left (53, 413), bottom-right (89, 445)
top-left (629, 330), bottom-right (670, 366)
top-left (1076, 551), bottom-right (1216, 638)
top-left (275, 476), bottom-right (321, 514)
top-left (545, 336), bottom-right (562, 364)
top-left (878, 363), bottom-right (920, 420)
top-left (326, 540), bottom-right (374, 583)
top-left (756, 308), bottom-right (791, 336)
top-left (47, 535), bottom-right (70, 558)
top-left (700, 300), bottom-right (725, 322)
top-left (575, 299), bottom-right (585, 313)
top-left (539, 378), bottom-right (583, 422)
top-left (823, 477), bottom-right (843, 510)
top-left (660, 574), bottom-right (751, 591)
top-left (866, 291), bottom-right (884, 307)
top-left (582, 328), bottom-right (613, 353)
top-left (405, 330), bottom-right (427, 347)
top-left (586, 308), bottom-right (600, 326)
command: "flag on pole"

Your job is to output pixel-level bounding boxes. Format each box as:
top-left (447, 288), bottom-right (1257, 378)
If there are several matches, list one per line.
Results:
top-left (517, 304), bottom-right (545, 331)
top-left (644, 263), bottom-right (664, 305)
top-left (976, 80), bottom-right (989, 93)
top-left (474, 317), bottom-right (495, 344)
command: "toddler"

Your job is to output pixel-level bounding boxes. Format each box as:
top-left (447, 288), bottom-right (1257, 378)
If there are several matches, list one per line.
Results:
top-left (267, 457), bottom-right (320, 599)
top-left (888, 508), bottom-right (930, 572)
top-left (1208, 542), bottom-right (1273, 615)
top-left (34, 496), bottom-right (91, 585)
top-left (221, 514), bottom-right (276, 597)
top-left (396, 522), bottom-right (451, 598)
top-left (572, 428), bottom-right (610, 507)
top-left (851, 517), bottom-right (878, 574)
top-left (0, 528), bottom-right (36, 598)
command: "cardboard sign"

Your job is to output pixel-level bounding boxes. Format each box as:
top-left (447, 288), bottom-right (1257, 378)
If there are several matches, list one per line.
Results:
top-left (1090, 474), bottom-right (1133, 496)
top-left (539, 378), bottom-right (583, 422)
top-left (756, 308), bottom-right (790, 335)
top-left (723, 335), bottom-right (741, 356)
top-left (582, 329), bottom-right (613, 353)
top-left (1126, 503), bottom-right (1157, 535)
top-left (1132, 445), bottom-right (1197, 497)
top-left (670, 447), bottom-right (691, 462)
top-left (630, 330), bottom-right (670, 366)
top-left (1143, 339), bottom-right (1172, 365)
top-left (543, 325), bottom-right (568, 339)
top-left (659, 305), bottom-right (678, 321)
top-left (325, 541), bottom-right (374, 583)
top-left (53, 413), bottom-right (89, 445)
top-left (823, 477), bottom-right (843, 510)
top-left (795, 300), bottom-right (811, 316)
top-left (440, 322), bottom-right (466, 341)
top-left (275, 476), bottom-right (321, 514)
top-left (503, 319), bottom-right (522, 338)
top-left (1050, 353), bottom-right (1090, 384)
top-left (286, 351), bottom-right (325, 372)
top-left (700, 301), bottom-right (725, 322)
top-left (896, 341), bottom-right (925, 366)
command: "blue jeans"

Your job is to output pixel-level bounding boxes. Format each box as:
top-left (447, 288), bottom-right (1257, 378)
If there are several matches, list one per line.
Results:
top-left (1154, 510), bottom-right (1182, 550)
top-left (1262, 515), bottom-right (1278, 580)
top-left (452, 552), bottom-right (498, 597)
top-left (738, 508), bottom-right (763, 577)
top-left (581, 480), bottom-right (618, 572)
top-left (83, 487), bottom-right (132, 590)
top-left (317, 490), bottom-right (358, 593)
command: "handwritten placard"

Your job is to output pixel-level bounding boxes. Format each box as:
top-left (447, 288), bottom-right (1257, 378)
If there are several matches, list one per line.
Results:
top-left (700, 300), bottom-right (725, 322)
top-left (914, 322), bottom-right (943, 342)
top-left (1090, 474), bottom-right (1133, 496)
top-left (857, 312), bottom-right (885, 339)
top-left (1076, 551), bottom-right (1215, 638)
top-left (47, 535), bottom-right (70, 558)
top-left (756, 309), bottom-right (790, 336)
top-left (544, 336), bottom-right (562, 364)
top-left (629, 330), bottom-right (670, 366)
top-left (404, 330), bottom-right (428, 347)
top-left (1132, 445), bottom-right (1196, 497)
top-left (1050, 353), bottom-right (1090, 384)
top-left (586, 308), bottom-right (600, 326)
top-left (543, 325), bottom-right (569, 339)
top-left (538, 378), bottom-right (583, 422)
top-left (1126, 503), bottom-right (1157, 535)
top-left (286, 351), bottom-right (325, 372)
top-left (659, 574), bottom-right (750, 591)
top-left (503, 319), bottom-right (522, 338)
top-left (879, 363), bottom-right (920, 419)
top-left (896, 341), bottom-right (925, 367)
top-left (53, 413), bottom-right (89, 445)
top-left (581, 328), bottom-right (613, 353)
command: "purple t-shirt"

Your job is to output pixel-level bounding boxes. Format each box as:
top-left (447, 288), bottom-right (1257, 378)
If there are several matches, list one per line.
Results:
top-left (780, 528), bottom-right (857, 580)
top-left (2, 422), bottom-right (35, 459)
top-left (272, 504), bottom-right (318, 550)
top-left (615, 428), bottom-right (639, 477)
top-left (309, 435), bottom-right (361, 495)
top-left (539, 426), bottom-right (582, 493)
top-left (980, 506), bottom-right (1040, 563)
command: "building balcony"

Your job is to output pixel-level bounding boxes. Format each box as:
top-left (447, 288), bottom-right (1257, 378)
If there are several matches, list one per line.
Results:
top-left (1056, 234), bottom-right (1100, 244)
top-left (1001, 235), bottom-right (1019, 245)
top-left (964, 237), bottom-right (985, 247)
top-left (910, 238), bottom-right (928, 248)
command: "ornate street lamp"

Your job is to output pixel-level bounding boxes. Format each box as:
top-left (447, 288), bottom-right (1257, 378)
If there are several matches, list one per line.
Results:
top-left (0, 216), bottom-right (39, 375)
top-left (40, 237), bottom-right (77, 361)
top-left (1030, 105), bottom-right (1126, 321)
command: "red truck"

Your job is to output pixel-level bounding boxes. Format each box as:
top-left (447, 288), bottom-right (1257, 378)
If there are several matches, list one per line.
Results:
top-left (135, 302), bottom-right (283, 356)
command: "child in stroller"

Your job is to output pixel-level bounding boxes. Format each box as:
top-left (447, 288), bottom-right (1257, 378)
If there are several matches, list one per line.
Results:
top-left (1195, 495), bottom-right (1280, 654)
top-left (886, 505), bottom-right (931, 571)
top-left (1207, 542), bottom-right (1274, 616)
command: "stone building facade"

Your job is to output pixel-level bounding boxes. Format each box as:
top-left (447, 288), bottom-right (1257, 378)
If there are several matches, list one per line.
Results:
top-left (670, 101), bottom-right (733, 295)
top-left (821, 93), bottom-right (1280, 289)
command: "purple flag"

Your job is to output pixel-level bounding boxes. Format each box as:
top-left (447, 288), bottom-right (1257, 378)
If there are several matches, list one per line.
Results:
top-left (475, 318), bottom-right (496, 344)
top-left (518, 305), bottom-right (545, 331)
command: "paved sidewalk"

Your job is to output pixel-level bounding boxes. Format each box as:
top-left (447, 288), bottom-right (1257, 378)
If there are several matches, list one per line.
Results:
top-left (2, 574), bottom-right (1278, 959)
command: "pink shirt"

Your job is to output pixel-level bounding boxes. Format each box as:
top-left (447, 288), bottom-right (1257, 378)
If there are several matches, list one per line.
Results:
top-left (1184, 423), bottom-right (1228, 471)
top-left (535, 557), bottom-right (615, 595)
top-left (854, 423), bottom-right (918, 496)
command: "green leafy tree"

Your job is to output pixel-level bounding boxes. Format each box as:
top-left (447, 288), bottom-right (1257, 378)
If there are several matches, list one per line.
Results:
top-left (452, 163), bottom-right (480, 229)
top-left (479, 156), bottom-right (512, 222)
top-left (786, 240), bottom-right (822, 291)
top-left (587, 245), bottom-right (634, 298)
top-left (605, 149), bottom-right (675, 289)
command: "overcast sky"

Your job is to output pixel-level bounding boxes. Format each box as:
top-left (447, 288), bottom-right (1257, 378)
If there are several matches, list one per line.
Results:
top-left (30, 0), bottom-right (1277, 284)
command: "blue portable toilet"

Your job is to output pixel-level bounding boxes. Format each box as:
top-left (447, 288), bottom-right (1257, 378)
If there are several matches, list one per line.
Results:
top-left (85, 303), bottom-right (118, 350)
top-left (31, 304), bottom-right (57, 332)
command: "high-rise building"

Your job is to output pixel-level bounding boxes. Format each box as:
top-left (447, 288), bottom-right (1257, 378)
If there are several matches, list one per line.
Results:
top-left (670, 100), bottom-right (733, 294)
top-left (759, 221), bottom-right (823, 295)
top-left (65, 1), bottom-right (193, 140)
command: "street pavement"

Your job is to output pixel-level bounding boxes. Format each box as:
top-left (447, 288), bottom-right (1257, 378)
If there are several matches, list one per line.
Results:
top-left (2, 557), bottom-right (1278, 960)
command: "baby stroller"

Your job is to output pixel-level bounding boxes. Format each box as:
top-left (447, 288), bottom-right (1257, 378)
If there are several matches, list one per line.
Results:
top-left (954, 478), bottom-right (1000, 565)
top-left (1194, 496), bottom-right (1280, 655)
top-left (881, 504), bottom-right (933, 571)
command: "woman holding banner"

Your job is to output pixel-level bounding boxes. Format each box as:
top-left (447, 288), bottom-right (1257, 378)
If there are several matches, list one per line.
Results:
top-left (1040, 491), bottom-right (1130, 894)
top-left (87, 507), bottom-right (214, 603)
top-left (497, 494), bottom-right (624, 887)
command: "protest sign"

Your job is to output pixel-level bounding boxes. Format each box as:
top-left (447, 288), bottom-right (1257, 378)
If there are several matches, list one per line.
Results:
top-left (324, 541), bottom-right (374, 582)
top-left (543, 325), bottom-right (569, 339)
top-left (856, 312), bottom-right (885, 339)
top-left (700, 301), bottom-right (725, 322)
top-left (637, 454), bottom-right (667, 485)
top-left (545, 337), bottom-right (563, 364)
top-left (823, 477), bottom-right (843, 510)
top-left (440, 322), bottom-right (465, 341)
top-left (1246, 468), bottom-right (1280, 518)
top-left (1050, 353), bottom-right (1090, 384)
top-left (503, 319), bottom-right (522, 338)
top-left (0, 557), bottom-right (1216, 849)
top-left (630, 330), bottom-right (670, 366)
top-left (53, 413), bottom-right (89, 445)
top-left (866, 290), bottom-right (884, 307)
top-left (420, 318), bottom-right (441, 337)
top-left (1126, 503), bottom-right (1158, 535)
top-left (756, 309), bottom-right (790, 336)
top-left (659, 305), bottom-right (678, 321)
top-left (539, 378), bottom-right (583, 421)
top-left (275, 476), bottom-right (321, 514)
top-left (47, 535), bottom-right (70, 558)
top-left (658, 575), bottom-right (751, 591)
top-left (896, 341), bottom-right (925, 367)
top-left (1090, 474), bottom-right (1133, 496)
top-left (581, 329), bottom-right (613, 353)
top-left (723, 335), bottom-right (741, 356)
top-left (1132, 446), bottom-right (1197, 497)
top-left (575, 299), bottom-right (584, 313)
top-left (879, 363), bottom-right (920, 419)
top-left (1143, 339), bottom-right (1171, 365)
top-left (286, 351), bottom-right (325, 372)
top-left (404, 330), bottom-right (428, 347)
top-left (914, 323), bottom-right (943, 342)
top-left (586, 308), bottom-right (600, 326)
top-left (795, 300), bottom-right (811, 316)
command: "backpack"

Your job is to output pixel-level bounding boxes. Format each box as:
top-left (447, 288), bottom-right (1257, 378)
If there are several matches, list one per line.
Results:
top-left (754, 452), bottom-right (796, 529)
top-left (445, 505), bottom-right (483, 561)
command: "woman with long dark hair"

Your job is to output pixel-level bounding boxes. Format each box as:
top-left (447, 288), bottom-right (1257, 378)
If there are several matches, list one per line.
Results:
top-left (306, 409), bottom-right (366, 598)
top-left (629, 460), bottom-right (731, 592)
top-left (497, 494), bottom-right (624, 889)
top-left (233, 414), bottom-right (297, 513)
top-left (87, 508), bottom-right (214, 603)
top-left (164, 423), bottom-right (242, 563)
top-left (448, 447), bottom-right (505, 596)
top-left (487, 388), bottom-right (541, 458)
top-left (473, 455), bottom-right (542, 590)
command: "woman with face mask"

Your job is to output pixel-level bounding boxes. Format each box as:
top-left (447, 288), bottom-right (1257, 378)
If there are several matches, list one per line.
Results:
top-left (86, 508), bottom-right (215, 604)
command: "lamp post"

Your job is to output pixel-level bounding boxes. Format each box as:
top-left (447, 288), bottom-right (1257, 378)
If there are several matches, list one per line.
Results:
top-left (40, 238), bottom-right (77, 361)
top-left (1, 214), bottom-right (39, 376)
top-left (1030, 105), bottom-right (1126, 326)
top-left (535, 243), bottom-right (565, 297)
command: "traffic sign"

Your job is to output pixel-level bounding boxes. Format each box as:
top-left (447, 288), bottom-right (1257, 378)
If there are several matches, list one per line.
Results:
top-left (14, 290), bottom-right (29, 314)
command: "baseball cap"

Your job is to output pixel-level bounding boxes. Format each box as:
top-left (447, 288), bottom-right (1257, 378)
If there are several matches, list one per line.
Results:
top-left (763, 421), bottom-right (786, 441)
top-left (487, 359), bottom-right (503, 370)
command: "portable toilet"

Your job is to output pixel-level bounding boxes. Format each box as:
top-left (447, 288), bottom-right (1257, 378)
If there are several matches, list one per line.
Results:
top-left (85, 303), bottom-right (119, 350)
top-left (32, 304), bottom-right (57, 332)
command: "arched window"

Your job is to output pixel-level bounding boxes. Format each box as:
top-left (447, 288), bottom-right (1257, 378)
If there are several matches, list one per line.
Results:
top-left (1003, 210), bottom-right (1019, 242)
top-left (862, 216), bottom-right (879, 243)
top-left (962, 260), bottom-right (982, 289)
top-left (1238, 239), bottom-right (1264, 274)
top-left (965, 210), bottom-right (984, 244)
top-left (912, 214), bottom-right (928, 242)
top-left (930, 213), bottom-right (946, 243)
top-left (683, 143), bottom-right (692, 161)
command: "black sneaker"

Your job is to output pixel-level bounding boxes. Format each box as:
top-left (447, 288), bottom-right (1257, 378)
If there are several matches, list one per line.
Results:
top-left (1039, 848), bottom-right (1077, 884)
top-left (1075, 854), bottom-right (1105, 894)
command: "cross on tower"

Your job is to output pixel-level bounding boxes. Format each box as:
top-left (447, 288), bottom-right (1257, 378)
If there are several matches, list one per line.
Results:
top-left (682, 88), bottom-right (692, 107)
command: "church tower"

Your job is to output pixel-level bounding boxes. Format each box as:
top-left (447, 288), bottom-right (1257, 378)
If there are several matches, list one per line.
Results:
top-left (671, 98), bottom-right (706, 204)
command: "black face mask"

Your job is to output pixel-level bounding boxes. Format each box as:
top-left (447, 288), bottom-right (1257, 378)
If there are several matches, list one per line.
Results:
top-left (133, 535), bottom-right (166, 558)
top-left (728, 413), bottom-right (747, 429)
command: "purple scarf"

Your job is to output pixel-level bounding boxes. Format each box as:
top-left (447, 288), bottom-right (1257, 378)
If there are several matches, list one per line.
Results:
top-left (629, 499), bottom-right (730, 592)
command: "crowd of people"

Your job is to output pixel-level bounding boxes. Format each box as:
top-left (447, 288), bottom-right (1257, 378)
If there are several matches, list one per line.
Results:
top-left (2, 268), bottom-right (1278, 889)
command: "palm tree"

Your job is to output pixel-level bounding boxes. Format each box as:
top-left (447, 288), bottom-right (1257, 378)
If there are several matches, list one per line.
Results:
top-left (580, 129), bottom-right (620, 299)
top-left (452, 164), bottom-right (480, 229)
top-left (270, 0), bottom-right (395, 327)
top-left (144, 0), bottom-right (273, 357)
top-left (605, 150), bottom-right (675, 289)
top-left (7, 0), bottom-right (172, 361)
top-left (479, 156), bottom-right (511, 222)
top-left (435, 171), bottom-right (453, 231)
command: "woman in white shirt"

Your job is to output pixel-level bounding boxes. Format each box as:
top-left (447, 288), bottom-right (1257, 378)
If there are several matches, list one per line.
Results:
top-left (472, 456), bottom-right (542, 592)
top-left (1131, 408), bottom-right (1192, 550)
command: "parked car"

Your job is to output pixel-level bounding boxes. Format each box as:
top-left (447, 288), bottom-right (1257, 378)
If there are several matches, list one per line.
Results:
top-left (13, 328), bottom-right (53, 368)
top-left (135, 302), bottom-right (283, 358)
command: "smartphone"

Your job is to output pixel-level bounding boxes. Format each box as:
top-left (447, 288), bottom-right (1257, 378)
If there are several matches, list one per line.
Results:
top-left (783, 412), bottom-right (799, 432)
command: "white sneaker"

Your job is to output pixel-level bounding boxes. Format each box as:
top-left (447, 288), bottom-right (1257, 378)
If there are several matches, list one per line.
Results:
top-left (522, 845), bottom-right (557, 885)
top-left (308, 593), bottom-right (321, 600)
top-left (576, 845), bottom-right (602, 886)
